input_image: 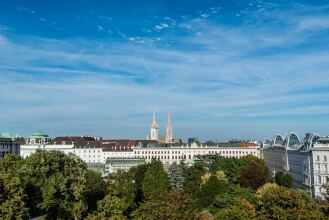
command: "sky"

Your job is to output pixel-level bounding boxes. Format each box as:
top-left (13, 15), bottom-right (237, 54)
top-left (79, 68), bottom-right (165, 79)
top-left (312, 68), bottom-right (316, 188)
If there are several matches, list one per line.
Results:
top-left (0, 0), bottom-right (329, 141)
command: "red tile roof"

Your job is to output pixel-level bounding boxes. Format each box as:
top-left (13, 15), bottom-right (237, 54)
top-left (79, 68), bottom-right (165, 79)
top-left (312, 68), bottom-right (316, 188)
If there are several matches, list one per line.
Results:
top-left (238, 142), bottom-right (258, 147)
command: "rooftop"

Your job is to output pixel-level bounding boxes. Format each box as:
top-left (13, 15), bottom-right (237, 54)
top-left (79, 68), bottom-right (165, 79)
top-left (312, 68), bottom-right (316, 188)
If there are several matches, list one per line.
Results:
top-left (0, 132), bottom-right (13, 139)
top-left (31, 130), bottom-right (49, 138)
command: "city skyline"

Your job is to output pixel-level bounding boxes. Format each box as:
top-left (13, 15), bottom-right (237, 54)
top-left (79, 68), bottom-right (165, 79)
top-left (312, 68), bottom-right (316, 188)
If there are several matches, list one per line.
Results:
top-left (1, 0), bottom-right (329, 140)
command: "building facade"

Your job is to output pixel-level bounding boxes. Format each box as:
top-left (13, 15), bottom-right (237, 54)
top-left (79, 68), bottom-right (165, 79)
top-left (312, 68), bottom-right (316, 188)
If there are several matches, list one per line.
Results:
top-left (20, 131), bottom-right (52, 158)
top-left (21, 132), bottom-right (260, 175)
top-left (263, 132), bottom-right (329, 198)
top-left (134, 141), bottom-right (261, 166)
top-left (0, 133), bottom-right (22, 158)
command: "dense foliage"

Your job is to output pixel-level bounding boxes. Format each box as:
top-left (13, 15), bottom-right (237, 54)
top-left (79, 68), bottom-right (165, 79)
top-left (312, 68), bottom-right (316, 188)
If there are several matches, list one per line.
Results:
top-left (275, 170), bottom-right (293, 188)
top-left (141, 158), bottom-right (169, 198)
top-left (0, 151), bottom-right (327, 219)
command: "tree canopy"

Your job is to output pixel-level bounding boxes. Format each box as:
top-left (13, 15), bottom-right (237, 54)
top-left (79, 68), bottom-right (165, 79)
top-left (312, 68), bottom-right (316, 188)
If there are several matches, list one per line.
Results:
top-left (275, 170), bottom-right (293, 188)
top-left (141, 158), bottom-right (169, 198)
top-left (0, 151), bottom-right (327, 219)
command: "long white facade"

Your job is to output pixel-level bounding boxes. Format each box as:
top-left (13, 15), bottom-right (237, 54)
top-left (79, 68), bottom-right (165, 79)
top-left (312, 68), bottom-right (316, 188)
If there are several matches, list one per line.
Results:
top-left (134, 142), bottom-right (260, 165)
top-left (21, 136), bottom-right (137, 165)
top-left (263, 132), bottom-right (329, 198)
top-left (20, 133), bottom-right (261, 175)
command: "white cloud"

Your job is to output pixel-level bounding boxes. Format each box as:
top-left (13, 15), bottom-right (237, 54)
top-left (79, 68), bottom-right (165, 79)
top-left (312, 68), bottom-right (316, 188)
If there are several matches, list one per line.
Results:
top-left (155, 23), bottom-right (169, 30)
top-left (200, 13), bottom-right (209, 18)
top-left (17, 6), bottom-right (36, 14)
top-left (97, 25), bottom-right (104, 31)
top-left (179, 23), bottom-right (192, 30)
top-left (1, 3), bottom-right (329, 139)
top-left (297, 15), bottom-right (329, 30)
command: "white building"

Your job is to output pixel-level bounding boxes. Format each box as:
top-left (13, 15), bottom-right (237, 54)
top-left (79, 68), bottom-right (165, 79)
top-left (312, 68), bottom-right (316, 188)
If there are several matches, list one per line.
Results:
top-left (22, 135), bottom-right (145, 162)
top-left (263, 132), bottom-right (329, 198)
top-left (134, 141), bottom-right (261, 165)
top-left (312, 137), bottom-right (329, 197)
top-left (20, 134), bottom-right (155, 175)
top-left (21, 131), bottom-right (261, 175)
top-left (20, 131), bottom-right (52, 158)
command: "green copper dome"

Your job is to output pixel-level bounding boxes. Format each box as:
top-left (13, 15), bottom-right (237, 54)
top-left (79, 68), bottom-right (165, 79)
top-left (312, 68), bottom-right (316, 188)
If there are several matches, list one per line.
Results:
top-left (0, 132), bottom-right (13, 138)
top-left (31, 130), bottom-right (49, 138)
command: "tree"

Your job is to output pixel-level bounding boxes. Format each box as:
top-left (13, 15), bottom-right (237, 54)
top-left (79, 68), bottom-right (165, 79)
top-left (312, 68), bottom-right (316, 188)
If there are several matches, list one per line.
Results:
top-left (141, 159), bottom-right (169, 198)
top-left (256, 183), bottom-right (326, 219)
top-left (133, 190), bottom-right (196, 220)
top-left (209, 184), bottom-right (257, 214)
top-left (215, 198), bottom-right (257, 220)
top-left (104, 169), bottom-right (136, 214)
top-left (194, 174), bottom-right (230, 209)
top-left (237, 160), bottom-right (268, 190)
top-left (183, 161), bottom-right (206, 195)
top-left (92, 194), bottom-right (128, 219)
top-left (168, 162), bottom-right (185, 190)
top-left (129, 164), bottom-right (148, 204)
top-left (84, 170), bottom-right (105, 212)
top-left (321, 183), bottom-right (329, 202)
top-left (0, 173), bottom-right (29, 220)
top-left (275, 170), bottom-right (293, 188)
top-left (206, 155), bottom-right (245, 183)
top-left (19, 150), bottom-right (88, 219)
top-left (0, 154), bottom-right (23, 175)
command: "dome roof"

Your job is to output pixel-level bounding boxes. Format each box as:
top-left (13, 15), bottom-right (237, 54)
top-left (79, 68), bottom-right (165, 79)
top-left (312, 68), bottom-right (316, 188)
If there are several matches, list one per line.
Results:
top-left (0, 132), bottom-right (13, 138)
top-left (31, 130), bottom-right (49, 138)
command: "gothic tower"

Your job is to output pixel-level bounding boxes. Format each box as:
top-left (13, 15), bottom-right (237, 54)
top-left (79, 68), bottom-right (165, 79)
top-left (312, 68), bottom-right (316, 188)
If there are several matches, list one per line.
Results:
top-left (165, 110), bottom-right (173, 143)
top-left (150, 112), bottom-right (158, 141)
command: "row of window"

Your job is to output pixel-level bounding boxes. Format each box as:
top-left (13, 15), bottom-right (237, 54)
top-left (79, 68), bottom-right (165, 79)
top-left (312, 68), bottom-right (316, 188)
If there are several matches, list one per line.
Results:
top-left (74, 149), bottom-right (102, 153)
top-left (316, 175), bottom-right (329, 184)
top-left (85, 160), bottom-right (101, 163)
top-left (143, 155), bottom-right (187, 160)
top-left (315, 164), bottom-right (328, 173)
top-left (136, 150), bottom-right (256, 155)
top-left (0, 142), bottom-right (13, 146)
top-left (143, 154), bottom-right (250, 160)
top-left (1, 145), bottom-right (11, 149)
top-left (316, 155), bottom-right (327, 161)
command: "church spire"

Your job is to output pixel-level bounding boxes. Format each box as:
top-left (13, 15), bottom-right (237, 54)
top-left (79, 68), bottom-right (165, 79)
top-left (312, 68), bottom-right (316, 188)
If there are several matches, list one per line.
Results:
top-left (151, 111), bottom-right (158, 129)
top-left (150, 111), bottom-right (158, 141)
top-left (165, 110), bottom-right (173, 143)
top-left (167, 110), bottom-right (171, 126)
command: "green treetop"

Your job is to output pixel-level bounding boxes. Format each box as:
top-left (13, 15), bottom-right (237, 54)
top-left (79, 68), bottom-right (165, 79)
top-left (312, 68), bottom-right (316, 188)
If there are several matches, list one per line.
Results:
top-left (141, 158), bottom-right (169, 198)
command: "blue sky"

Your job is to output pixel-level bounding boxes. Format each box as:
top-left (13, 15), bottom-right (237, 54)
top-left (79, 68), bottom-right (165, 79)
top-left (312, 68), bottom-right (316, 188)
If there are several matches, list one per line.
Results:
top-left (0, 0), bottom-right (329, 141)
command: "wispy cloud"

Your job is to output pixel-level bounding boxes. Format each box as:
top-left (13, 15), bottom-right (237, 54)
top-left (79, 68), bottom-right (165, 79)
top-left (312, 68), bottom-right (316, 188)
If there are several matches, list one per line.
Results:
top-left (296, 15), bottom-right (329, 30)
top-left (0, 1), bottom-right (329, 139)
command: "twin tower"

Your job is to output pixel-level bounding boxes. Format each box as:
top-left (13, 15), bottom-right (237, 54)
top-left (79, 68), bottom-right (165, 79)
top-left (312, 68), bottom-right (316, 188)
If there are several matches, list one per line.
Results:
top-left (147, 111), bottom-right (173, 143)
